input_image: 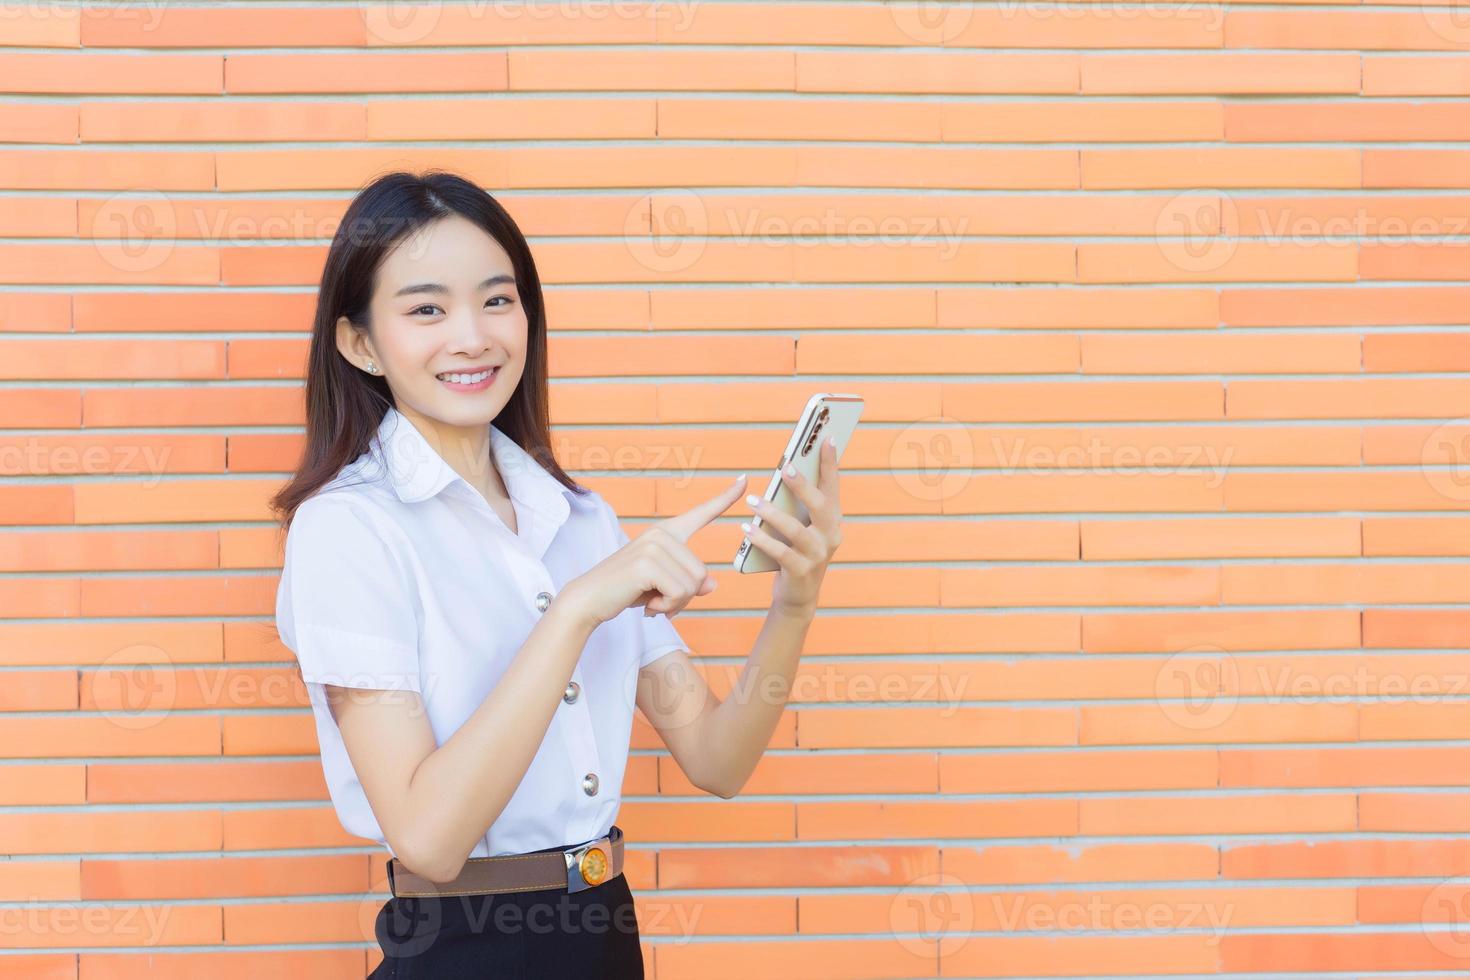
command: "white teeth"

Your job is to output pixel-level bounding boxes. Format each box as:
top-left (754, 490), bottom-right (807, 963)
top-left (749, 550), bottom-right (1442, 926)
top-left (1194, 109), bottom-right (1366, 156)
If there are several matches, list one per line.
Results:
top-left (438, 368), bottom-right (494, 384)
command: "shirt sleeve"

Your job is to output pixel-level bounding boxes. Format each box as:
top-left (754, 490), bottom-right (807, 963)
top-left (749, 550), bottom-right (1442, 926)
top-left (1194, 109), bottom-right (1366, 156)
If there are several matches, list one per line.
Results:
top-left (275, 494), bottom-right (423, 693)
top-left (607, 505), bottom-right (691, 669)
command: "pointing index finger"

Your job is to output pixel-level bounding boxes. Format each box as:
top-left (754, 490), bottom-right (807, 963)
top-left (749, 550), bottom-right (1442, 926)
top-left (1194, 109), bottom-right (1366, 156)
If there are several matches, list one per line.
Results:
top-left (657, 474), bottom-right (748, 543)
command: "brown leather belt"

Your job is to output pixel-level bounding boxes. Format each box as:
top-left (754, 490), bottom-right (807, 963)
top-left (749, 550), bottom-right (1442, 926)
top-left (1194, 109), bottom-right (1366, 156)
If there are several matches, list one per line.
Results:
top-left (386, 825), bottom-right (624, 898)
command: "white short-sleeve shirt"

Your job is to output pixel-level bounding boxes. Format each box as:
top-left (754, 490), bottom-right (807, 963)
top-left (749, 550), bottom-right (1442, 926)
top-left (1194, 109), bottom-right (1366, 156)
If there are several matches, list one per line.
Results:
top-left (274, 406), bottom-right (689, 858)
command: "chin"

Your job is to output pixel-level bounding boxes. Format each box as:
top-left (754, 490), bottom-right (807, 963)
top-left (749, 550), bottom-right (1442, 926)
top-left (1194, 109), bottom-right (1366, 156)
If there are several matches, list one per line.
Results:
top-left (428, 398), bottom-right (500, 425)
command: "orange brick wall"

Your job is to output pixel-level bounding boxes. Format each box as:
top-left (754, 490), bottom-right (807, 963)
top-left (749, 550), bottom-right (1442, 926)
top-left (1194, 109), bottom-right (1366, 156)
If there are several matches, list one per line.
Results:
top-left (4, 3), bottom-right (1470, 978)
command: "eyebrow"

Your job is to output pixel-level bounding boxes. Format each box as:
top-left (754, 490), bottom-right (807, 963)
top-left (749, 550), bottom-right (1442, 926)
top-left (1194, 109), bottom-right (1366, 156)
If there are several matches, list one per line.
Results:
top-left (393, 274), bottom-right (516, 298)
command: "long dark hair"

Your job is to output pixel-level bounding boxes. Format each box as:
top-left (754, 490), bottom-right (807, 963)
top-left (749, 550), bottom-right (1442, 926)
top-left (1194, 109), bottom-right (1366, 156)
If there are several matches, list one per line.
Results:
top-left (269, 169), bottom-right (587, 537)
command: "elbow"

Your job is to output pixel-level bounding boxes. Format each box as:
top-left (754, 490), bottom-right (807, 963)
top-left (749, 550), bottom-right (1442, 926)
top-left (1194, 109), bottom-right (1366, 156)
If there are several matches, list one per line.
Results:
top-left (417, 859), bottom-right (466, 886)
top-left (697, 760), bottom-right (750, 799)
top-left (394, 836), bottom-right (465, 886)
top-left (701, 776), bottom-right (742, 800)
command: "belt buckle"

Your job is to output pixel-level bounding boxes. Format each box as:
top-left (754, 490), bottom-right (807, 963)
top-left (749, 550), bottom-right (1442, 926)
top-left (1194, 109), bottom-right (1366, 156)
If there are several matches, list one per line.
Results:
top-left (564, 834), bottom-right (612, 893)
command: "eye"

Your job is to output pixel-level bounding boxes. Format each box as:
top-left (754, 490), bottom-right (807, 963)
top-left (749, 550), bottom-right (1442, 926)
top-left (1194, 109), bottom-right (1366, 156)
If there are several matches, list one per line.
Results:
top-left (408, 297), bottom-right (512, 316)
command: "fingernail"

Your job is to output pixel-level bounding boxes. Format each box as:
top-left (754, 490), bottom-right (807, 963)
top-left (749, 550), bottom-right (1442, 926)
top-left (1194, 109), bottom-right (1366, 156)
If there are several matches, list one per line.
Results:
top-left (734, 473), bottom-right (746, 484)
top-left (784, 463), bottom-right (797, 478)
top-left (827, 436), bottom-right (835, 448)
top-left (740, 521), bottom-right (751, 533)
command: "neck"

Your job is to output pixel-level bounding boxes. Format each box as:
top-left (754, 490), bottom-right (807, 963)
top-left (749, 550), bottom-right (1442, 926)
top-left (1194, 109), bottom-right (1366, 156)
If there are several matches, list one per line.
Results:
top-left (395, 405), bottom-right (506, 500)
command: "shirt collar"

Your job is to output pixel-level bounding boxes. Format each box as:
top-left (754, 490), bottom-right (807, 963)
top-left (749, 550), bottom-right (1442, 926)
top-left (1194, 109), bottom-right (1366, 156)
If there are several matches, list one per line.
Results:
top-left (371, 406), bottom-right (578, 520)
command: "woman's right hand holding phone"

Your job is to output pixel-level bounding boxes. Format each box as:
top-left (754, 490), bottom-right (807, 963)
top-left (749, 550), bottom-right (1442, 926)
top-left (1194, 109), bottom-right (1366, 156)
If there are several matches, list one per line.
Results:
top-left (560, 475), bottom-right (749, 630)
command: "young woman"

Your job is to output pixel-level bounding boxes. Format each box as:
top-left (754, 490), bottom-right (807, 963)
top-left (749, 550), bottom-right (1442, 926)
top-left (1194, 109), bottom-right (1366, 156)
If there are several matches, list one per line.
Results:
top-left (268, 171), bottom-right (844, 977)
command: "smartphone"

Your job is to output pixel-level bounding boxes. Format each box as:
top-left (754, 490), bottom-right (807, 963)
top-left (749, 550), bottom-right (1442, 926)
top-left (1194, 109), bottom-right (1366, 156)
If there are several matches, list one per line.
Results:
top-left (733, 393), bottom-right (864, 574)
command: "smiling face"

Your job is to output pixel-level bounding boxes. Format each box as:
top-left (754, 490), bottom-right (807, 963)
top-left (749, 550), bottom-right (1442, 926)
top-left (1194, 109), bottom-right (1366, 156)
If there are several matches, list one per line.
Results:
top-left (337, 213), bottom-right (529, 444)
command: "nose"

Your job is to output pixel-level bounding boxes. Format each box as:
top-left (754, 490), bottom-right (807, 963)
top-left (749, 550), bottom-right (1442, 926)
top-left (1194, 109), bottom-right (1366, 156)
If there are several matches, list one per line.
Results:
top-left (444, 306), bottom-right (494, 358)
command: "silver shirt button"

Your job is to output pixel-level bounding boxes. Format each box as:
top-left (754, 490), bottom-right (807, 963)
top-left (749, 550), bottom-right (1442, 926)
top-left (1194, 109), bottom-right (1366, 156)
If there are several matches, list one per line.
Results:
top-left (582, 772), bottom-right (599, 796)
top-left (563, 681), bottom-right (580, 704)
top-left (534, 591), bottom-right (553, 612)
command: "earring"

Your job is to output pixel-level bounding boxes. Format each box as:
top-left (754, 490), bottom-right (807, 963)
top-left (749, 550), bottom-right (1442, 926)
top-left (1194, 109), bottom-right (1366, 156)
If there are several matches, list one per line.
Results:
top-left (366, 361), bottom-right (377, 375)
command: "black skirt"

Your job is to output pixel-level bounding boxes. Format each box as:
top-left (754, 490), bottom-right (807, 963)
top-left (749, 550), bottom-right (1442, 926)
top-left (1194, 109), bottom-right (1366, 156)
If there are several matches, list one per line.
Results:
top-left (368, 829), bottom-right (645, 979)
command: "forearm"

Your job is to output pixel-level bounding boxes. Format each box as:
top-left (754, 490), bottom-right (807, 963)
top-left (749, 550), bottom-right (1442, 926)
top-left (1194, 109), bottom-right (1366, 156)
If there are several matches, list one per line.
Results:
top-left (696, 602), bottom-right (816, 798)
top-left (403, 600), bottom-right (596, 881)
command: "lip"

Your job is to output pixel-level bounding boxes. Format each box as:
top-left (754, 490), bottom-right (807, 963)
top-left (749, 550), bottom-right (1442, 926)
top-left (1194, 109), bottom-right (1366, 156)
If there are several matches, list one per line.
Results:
top-left (436, 364), bottom-right (500, 376)
top-left (437, 365), bottom-right (499, 393)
